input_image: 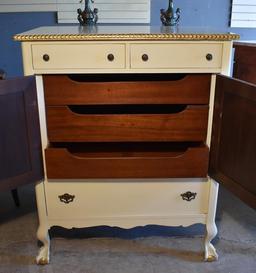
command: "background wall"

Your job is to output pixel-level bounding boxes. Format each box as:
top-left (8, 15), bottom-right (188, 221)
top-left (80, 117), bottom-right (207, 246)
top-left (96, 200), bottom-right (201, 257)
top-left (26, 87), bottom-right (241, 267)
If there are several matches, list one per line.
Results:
top-left (0, 0), bottom-right (256, 77)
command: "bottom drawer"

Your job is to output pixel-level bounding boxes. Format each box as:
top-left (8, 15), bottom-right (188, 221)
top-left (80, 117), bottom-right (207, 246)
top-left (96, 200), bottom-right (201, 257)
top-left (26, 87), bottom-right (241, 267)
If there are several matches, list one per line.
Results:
top-left (45, 143), bottom-right (209, 179)
top-left (45, 180), bottom-right (210, 220)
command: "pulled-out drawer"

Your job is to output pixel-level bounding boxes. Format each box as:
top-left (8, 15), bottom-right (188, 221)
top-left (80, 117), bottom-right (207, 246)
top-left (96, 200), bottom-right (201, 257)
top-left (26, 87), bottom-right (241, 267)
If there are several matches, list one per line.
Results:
top-left (32, 43), bottom-right (126, 70)
top-left (131, 43), bottom-right (223, 70)
top-left (43, 74), bottom-right (211, 105)
top-left (45, 143), bottom-right (209, 179)
top-left (45, 180), bottom-right (210, 220)
top-left (46, 105), bottom-right (209, 142)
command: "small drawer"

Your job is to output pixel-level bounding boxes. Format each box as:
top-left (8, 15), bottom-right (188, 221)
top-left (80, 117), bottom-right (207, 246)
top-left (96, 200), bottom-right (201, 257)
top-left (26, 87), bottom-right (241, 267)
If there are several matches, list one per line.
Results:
top-left (32, 43), bottom-right (126, 70)
top-left (45, 180), bottom-right (210, 220)
top-left (43, 74), bottom-right (211, 106)
top-left (45, 143), bottom-right (209, 179)
top-left (46, 105), bottom-right (209, 142)
top-left (131, 43), bottom-right (223, 70)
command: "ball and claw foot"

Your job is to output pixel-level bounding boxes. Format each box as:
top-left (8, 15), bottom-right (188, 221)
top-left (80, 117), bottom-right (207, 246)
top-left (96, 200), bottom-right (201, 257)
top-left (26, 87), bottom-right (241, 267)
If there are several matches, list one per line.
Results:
top-left (205, 220), bottom-right (218, 262)
top-left (36, 246), bottom-right (50, 265)
top-left (205, 243), bottom-right (218, 262)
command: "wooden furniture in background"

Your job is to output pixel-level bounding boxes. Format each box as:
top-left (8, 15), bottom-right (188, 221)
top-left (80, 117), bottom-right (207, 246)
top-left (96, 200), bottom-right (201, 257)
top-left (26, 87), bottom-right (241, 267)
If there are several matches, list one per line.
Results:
top-left (0, 69), bottom-right (20, 206)
top-left (233, 42), bottom-right (256, 84)
top-left (0, 76), bottom-right (43, 204)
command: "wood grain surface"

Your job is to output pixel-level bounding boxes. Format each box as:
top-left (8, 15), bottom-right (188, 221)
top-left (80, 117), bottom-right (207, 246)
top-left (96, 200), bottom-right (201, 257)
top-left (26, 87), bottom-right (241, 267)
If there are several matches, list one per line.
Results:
top-left (46, 105), bottom-right (209, 142)
top-left (209, 75), bottom-right (256, 209)
top-left (43, 74), bottom-right (211, 105)
top-left (45, 144), bottom-right (209, 179)
top-left (233, 43), bottom-right (256, 85)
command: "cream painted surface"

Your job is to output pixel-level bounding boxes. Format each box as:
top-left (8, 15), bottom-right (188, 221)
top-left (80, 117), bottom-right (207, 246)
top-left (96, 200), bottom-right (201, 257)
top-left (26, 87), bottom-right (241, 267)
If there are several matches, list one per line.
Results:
top-left (29, 67), bottom-right (225, 75)
top-left (19, 30), bottom-right (235, 263)
top-left (21, 41), bottom-right (229, 74)
top-left (205, 76), bottom-right (219, 261)
top-left (206, 75), bottom-right (217, 147)
top-left (35, 181), bottom-right (50, 265)
top-left (35, 76), bottom-right (50, 265)
top-left (32, 43), bottom-right (126, 70)
top-left (45, 180), bottom-right (210, 220)
top-left (221, 41), bottom-right (234, 75)
top-left (130, 43), bottom-right (223, 69)
top-left (204, 179), bottom-right (219, 261)
top-left (21, 43), bottom-right (34, 76)
top-left (48, 215), bottom-right (207, 229)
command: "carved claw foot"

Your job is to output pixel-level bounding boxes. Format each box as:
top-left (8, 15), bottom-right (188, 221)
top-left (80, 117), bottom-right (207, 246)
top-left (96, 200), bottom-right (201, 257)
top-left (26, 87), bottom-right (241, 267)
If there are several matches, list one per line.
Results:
top-left (204, 222), bottom-right (218, 262)
top-left (36, 226), bottom-right (50, 265)
top-left (36, 246), bottom-right (50, 265)
top-left (204, 243), bottom-right (218, 262)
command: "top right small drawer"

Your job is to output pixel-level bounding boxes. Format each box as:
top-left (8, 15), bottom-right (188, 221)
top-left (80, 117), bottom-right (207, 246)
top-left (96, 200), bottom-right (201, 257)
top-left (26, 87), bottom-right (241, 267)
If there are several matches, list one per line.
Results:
top-left (130, 43), bottom-right (223, 70)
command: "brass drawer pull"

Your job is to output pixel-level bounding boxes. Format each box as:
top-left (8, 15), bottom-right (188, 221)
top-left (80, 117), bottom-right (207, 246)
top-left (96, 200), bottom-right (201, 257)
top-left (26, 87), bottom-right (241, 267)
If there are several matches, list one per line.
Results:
top-left (142, 54), bottom-right (149, 62)
top-left (206, 53), bottom-right (213, 61)
top-left (107, 54), bottom-right (115, 62)
top-left (43, 54), bottom-right (50, 62)
top-left (181, 191), bottom-right (197, 201)
top-left (58, 193), bottom-right (75, 204)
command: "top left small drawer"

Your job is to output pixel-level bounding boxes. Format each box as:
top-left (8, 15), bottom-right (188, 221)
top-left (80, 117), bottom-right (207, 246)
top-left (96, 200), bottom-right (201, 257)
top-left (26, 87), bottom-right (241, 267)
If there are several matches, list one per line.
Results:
top-left (31, 43), bottom-right (126, 70)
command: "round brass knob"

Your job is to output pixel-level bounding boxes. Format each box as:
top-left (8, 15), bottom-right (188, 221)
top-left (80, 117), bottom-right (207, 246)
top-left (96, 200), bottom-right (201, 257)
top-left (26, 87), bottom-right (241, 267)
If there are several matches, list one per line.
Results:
top-left (142, 54), bottom-right (149, 62)
top-left (43, 54), bottom-right (50, 62)
top-left (206, 53), bottom-right (213, 61)
top-left (107, 54), bottom-right (115, 62)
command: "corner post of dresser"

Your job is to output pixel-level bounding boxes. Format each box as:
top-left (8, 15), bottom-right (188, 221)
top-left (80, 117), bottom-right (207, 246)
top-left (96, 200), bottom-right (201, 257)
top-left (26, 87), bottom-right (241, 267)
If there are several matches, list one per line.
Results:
top-left (204, 73), bottom-right (219, 262)
top-left (35, 181), bottom-right (50, 265)
top-left (221, 41), bottom-right (234, 76)
top-left (204, 179), bottom-right (219, 262)
top-left (21, 42), bottom-right (34, 76)
top-left (35, 75), bottom-right (50, 265)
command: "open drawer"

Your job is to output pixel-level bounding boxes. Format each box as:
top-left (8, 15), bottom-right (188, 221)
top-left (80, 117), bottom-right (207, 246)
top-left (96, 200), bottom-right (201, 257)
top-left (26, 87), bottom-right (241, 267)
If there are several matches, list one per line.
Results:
top-left (46, 105), bottom-right (209, 142)
top-left (45, 143), bottom-right (209, 179)
top-left (43, 74), bottom-right (211, 105)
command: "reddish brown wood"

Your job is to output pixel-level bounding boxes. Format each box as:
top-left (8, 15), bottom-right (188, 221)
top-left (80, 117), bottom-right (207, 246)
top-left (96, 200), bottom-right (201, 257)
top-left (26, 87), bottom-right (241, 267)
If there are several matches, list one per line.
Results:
top-left (45, 144), bottom-right (209, 179)
top-left (43, 74), bottom-right (211, 105)
top-left (209, 75), bottom-right (256, 209)
top-left (233, 42), bottom-right (256, 85)
top-left (0, 76), bottom-right (43, 192)
top-left (46, 105), bottom-right (209, 142)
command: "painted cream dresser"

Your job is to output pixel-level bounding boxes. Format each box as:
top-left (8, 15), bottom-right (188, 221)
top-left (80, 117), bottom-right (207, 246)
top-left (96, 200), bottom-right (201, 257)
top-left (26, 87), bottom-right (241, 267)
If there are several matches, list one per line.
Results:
top-left (14, 26), bottom-right (244, 265)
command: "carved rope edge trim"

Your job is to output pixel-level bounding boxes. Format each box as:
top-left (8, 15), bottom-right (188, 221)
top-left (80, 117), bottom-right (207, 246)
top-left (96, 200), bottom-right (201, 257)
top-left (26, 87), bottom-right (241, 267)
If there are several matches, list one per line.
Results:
top-left (13, 33), bottom-right (240, 42)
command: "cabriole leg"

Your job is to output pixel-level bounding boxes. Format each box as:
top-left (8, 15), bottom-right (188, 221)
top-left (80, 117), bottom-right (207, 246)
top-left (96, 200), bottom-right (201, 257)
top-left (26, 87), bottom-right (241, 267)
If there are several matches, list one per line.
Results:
top-left (205, 179), bottom-right (219, 262)
top-left (205, 221), bottom-right (218, 261)
top-left (35, 181), bottom-right (50, 265)
top-left (36, 225), bottom-right (50, 265)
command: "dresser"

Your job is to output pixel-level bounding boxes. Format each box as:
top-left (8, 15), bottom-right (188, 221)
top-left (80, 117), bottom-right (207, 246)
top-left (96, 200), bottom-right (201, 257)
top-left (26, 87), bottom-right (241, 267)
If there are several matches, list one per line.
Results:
top-left (9, 26), bottom-right (255, 265)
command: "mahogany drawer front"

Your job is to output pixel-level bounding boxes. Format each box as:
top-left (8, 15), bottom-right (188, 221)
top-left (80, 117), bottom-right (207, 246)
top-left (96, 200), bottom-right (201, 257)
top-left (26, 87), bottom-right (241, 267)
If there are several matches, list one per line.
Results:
top-left (45, 180), bottom-right (210, 220)
top-left (131, 43), bottom-right (223, 69)
top-left (46, 105), bottom-right (209, 142)
top-left (45, 145), bottom-right (209, 179)
top-left (32, 43), bottom-right (126, 70)
top-left (43, 74), bottom-right (211, 105)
